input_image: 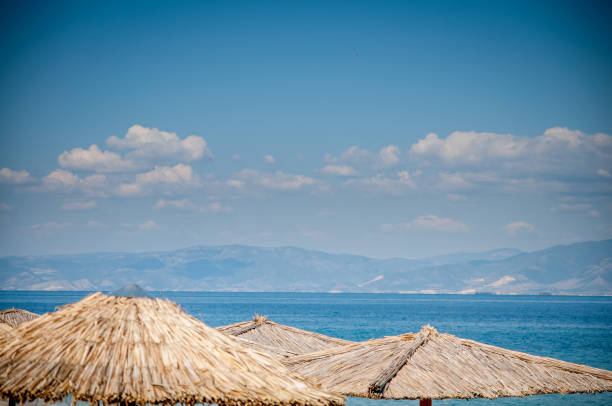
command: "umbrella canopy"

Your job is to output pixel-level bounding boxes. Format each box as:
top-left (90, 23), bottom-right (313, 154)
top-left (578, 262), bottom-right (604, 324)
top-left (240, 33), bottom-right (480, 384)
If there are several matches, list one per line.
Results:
top-left (0, 292), bottom-right (344, 406)
top-left (283, 325), bottom-right (612, 400)
top-left (0, 308), bottom-right (39, 327)
top-left (218, 315), bottom-right (353, 355)
top-left (233, 336), bottom-right (300, 359)
top-left (0, 323), bottom-right (11, 334)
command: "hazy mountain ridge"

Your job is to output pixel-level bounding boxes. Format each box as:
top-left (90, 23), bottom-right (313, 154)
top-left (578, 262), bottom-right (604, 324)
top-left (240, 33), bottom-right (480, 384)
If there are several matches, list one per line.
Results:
top-left (0, 241), bottom-right (610, 294)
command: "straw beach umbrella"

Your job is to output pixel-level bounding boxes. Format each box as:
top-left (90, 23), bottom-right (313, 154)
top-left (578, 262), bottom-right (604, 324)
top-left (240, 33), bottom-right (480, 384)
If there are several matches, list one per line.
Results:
top-left (283, 325), bottom-right (612, 405)
top-left (218, 315), bottom-right (353, 355)
top-left (232, 336), bottom-right (300, 359)
top-left (0, 308), bottom-right (39, 327)
top-left (0, 289), bottom-right (344, 406)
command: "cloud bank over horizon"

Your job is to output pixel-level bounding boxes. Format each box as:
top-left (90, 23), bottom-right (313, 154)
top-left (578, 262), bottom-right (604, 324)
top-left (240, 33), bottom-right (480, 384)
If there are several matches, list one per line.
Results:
top-left (1, 124), bottom-right (611, 257)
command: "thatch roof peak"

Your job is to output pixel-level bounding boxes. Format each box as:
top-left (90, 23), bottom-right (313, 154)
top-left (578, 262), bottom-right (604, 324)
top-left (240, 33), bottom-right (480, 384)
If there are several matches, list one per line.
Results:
top-left (284, 325), bottom-right (612, 400)
top-left (218, 317), bottom-right (353, 356)
top-left (0, 308), bottom-right (39, 328)
top-left (253, 313), bottom-right (268, 323)
top-left (111, 283), bottom-right (150, 298)
top-left (0, 292), bottom-right (344, 406)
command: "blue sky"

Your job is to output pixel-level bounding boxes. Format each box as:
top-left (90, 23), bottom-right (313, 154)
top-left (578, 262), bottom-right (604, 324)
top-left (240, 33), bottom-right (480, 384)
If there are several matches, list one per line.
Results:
top-left (0, 0), bottom-right (611, 258)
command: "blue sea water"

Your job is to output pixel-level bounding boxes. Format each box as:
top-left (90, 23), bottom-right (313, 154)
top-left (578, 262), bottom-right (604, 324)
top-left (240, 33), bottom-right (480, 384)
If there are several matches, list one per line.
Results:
top-left (1, 291), bottom-right (611, 406)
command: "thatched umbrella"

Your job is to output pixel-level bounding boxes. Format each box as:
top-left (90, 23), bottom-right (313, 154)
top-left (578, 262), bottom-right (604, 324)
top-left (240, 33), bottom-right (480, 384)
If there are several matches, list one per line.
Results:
top-left (0, 291), bottom-right (344, 406)
top-left (232, 336), bottom-right (300, 359)
top-left (217, 315), bottom-right (353, 356)
top-left (283, 325), bottom-right (612, 405)
top-left (0, 308), bottom-right (39, 327)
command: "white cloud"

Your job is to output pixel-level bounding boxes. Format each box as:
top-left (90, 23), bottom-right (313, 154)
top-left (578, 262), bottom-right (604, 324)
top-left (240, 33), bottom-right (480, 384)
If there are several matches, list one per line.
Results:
top-left (43, 169), bottom-right (80, 189)
top-left (327, 144), bottom-right (401, 169)
top-left (116, 183), bottom-right (142, 197)
top-left (138, 220), bottom-right (159, 231)
top-left (41, 169), bottom-right (106, 195)
top-left (381, 214), bottom-right (469, 233)
top-left (378, 145), bottom-right (401, 167)
top-left (597, 169), bottom-right (611, 178)
top-left (410, 131), bottom-right (526, 164)
top-left (436, 172), bottom-right (472, 190)
top-left (344, 170), bottom-right (416, 196)
top-left (30, 222), bottom-right (72, 235)
top-left (120, 220), bottom-right (160, 232)
top-left (232, 154), bottom-right (241, 161)
top-left (116, 164), bottom-right (198, 196)
top-left (58, 145), bottom-right (135, 172)
top-left (321, 165), bottom-right (357, 176)
top-left (107, 125), bottom-right (212, 163)
top-left (228, 169), bottom-right (319, 193)
top-left (550, 202), bottom-right (602, 217)
top-left (226, 179), bottom-right (245, 189)
top-left (0, 168), bottom-right (31, 184)
top-left (434, 171), bottom-right (570, 194)
top-left (409, 127), bottom-right (612, 179)
top-left (264, 154), bottom-right (276, 164)
top-left (502, 221), bottom-right (536, 235)
top-left (154, 198), bottom-right (196, 210)
top-left (153, 198), bottom-right (231, 213)
top-left (135, 164), bottom-right (195, 184)
top-left (61, 200), bottom-right (96, 210)
top-left (0, 202), bottom-right (12, 211)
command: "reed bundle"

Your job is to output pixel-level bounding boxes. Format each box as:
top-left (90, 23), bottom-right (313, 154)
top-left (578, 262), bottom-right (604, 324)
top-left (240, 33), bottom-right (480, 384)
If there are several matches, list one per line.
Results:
top-left (218, 315), bottom-right (352, 355)
top-left (0, 293), bottom-right (344, 406)
top-left (0, 308), bottom-right (39, 327)
top-left (283, 325), bottom-right (612, 400)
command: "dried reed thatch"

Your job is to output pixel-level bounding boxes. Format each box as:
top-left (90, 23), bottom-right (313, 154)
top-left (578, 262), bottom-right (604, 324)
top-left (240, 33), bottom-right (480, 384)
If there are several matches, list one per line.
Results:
top-left (0, 292), bottom-right (344, 406)
top-left (0, 323), bottom-right (12, 334)
top-left (0, 308), bottom-right (39, 327)
top-left (232, 336), bottom-right (300, 359)
top-left (283, 325), bottom-right (612, 400)
top-left (218, 315), bottom-right (353, 355)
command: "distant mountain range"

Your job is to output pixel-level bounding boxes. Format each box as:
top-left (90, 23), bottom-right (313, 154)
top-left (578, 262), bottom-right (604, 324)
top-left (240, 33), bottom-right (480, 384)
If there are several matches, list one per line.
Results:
top-left (0, 240), bottom-right (610, 295)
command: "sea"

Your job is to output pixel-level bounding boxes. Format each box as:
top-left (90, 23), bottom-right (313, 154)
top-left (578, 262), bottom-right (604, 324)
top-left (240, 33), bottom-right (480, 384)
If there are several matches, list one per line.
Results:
top-left (1, 291), bottom-right (611, 406)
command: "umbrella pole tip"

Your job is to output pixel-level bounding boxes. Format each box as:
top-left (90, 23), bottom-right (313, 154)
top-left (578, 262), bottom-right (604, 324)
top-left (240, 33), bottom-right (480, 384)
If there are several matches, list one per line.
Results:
top-left (419, 399), bottom-right (432, 406)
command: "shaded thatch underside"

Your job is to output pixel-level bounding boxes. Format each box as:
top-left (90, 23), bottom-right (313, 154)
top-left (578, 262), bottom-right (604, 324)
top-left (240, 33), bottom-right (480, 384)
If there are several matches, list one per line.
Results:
top-left (283, 325), bottom-right (612, 400)
top-left (218, 316), bottom-right (353, 355)
top-left (0, 293), bottom-right (344, 406)
top-left (0, 308), bottom-right (39, 327)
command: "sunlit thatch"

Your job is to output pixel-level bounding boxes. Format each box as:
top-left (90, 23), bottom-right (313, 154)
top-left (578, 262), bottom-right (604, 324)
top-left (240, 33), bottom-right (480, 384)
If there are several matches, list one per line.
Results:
top-left (0, 292), bottom-right (344, 406)
top-left (218, 315), bottom-right (353, 355)
top-left (233, 336), bottom-right (300, 359)
top-left (0, 308), bottom-right (39, 327)
top-left (283, 325), bottom-right (612, 400)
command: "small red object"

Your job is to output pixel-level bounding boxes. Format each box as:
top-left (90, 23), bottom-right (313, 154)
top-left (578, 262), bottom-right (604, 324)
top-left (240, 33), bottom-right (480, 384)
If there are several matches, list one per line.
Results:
top-left (420, 399), bottom-right (432, 406)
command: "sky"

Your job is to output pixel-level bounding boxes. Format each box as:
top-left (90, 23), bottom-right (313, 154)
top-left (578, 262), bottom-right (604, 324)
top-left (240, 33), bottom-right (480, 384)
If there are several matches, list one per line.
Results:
top-left (0, 0), bottom-right (611, 258)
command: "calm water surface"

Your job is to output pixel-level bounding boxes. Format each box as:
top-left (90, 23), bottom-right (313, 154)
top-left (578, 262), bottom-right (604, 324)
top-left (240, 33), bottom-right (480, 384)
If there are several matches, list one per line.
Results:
top-left (1, 291), bottom-right (610, 406)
